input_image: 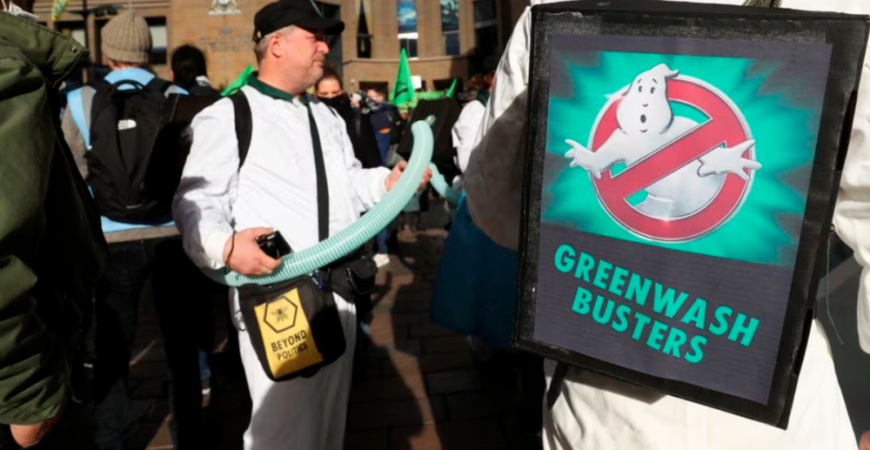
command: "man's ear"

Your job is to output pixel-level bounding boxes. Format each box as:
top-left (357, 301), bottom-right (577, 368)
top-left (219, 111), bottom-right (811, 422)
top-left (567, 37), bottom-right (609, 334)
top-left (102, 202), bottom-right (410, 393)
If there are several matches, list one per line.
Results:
top-left (269, 33), bottom-right (284, 58)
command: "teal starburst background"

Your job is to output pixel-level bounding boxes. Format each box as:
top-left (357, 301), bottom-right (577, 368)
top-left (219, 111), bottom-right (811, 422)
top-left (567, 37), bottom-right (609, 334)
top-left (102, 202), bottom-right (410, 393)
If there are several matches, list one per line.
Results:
top-left (543, 46), bottom-right (827, 267)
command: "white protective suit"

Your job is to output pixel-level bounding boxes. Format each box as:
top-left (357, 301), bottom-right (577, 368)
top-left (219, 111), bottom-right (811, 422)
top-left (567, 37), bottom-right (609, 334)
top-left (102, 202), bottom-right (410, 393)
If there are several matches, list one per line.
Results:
top-left (453, 99), bottom-right (488, 173)
top-left (461, 0), bottom-right (870, 448)
top-left (173, 82), bottom-right (391, 450)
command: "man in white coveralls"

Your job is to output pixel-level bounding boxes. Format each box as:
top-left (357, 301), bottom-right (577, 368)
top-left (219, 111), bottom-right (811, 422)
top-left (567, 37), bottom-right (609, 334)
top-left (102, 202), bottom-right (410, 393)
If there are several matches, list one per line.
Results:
top-left (458, 0), bottom-right (870, 448)
top-left (172, 1), bottom-right (430, 448)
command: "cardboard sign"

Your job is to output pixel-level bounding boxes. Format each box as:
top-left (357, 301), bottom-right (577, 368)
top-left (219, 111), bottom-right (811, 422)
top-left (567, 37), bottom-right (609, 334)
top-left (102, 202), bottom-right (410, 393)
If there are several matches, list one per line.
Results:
top-left (515, 0), bottom-right (869, 427)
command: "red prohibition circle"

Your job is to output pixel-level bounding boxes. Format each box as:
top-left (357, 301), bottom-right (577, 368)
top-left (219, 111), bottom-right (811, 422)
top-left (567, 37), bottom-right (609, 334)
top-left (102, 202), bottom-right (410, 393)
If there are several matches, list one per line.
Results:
top-left (590, 78), bottom-right (753, 242)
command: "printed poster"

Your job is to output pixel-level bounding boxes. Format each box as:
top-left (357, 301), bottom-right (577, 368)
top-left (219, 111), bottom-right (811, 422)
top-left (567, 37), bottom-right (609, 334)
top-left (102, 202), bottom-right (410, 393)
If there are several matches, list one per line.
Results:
top-left (532, 34), bottom-right (832, 404)
top-left (397, 0), bottom-right (418, 34)
top-left (441, 0), bottom-right (459, 33)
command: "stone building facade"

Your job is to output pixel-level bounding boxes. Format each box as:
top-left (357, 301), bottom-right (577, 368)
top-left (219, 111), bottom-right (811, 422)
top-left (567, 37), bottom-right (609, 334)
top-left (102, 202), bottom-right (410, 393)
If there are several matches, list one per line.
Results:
top-left (33, 0), bottom-right (527, 93)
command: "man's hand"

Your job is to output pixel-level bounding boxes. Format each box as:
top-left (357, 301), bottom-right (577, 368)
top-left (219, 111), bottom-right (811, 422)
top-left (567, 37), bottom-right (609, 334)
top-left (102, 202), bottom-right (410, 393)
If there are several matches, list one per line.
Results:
top-left (860, 430), bottom-right (870, 450)
top-left (11, 414), bottom-right (62, 448)
top-left (222, 228), bottom-right (282, 276)
top-left (385, 161), bottom-right (432, 193)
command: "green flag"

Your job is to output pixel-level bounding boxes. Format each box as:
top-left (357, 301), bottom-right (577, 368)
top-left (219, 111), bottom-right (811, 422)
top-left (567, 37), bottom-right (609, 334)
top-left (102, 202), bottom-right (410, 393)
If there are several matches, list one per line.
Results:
top-left (446, 78), bottom-right (458, 98)
top-left (417, 91), bottom-right (446, 101)
top-left (221, 64), bottom-right (254, 97)
top-left (390, 48), bottom-right (416, 107)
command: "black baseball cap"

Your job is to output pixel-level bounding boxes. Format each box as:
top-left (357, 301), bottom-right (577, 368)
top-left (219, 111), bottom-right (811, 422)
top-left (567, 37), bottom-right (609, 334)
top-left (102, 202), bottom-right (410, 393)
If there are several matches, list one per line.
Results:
top-left (253, 0), bottom-right (345, 43)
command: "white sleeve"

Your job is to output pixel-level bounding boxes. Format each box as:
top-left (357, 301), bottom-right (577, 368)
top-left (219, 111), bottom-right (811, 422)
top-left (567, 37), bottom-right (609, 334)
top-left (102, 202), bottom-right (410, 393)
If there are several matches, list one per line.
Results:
top-left (462, 6), bottom-right (532, 250)
top-left (832, 44), bottom-right (870, 354)
top-left (339, 117), bottom-right (391, 210)
top-left (453, 101), bottom-right (487, 173)
top-left (172, 99), bottom-right (239, 270)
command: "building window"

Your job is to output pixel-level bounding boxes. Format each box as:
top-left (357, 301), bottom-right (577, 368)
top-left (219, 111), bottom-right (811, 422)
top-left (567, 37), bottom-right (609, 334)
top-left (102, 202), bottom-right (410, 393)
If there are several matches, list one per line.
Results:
top-left (412, 76), bottom-right (425, 92)
top-left (397, 0), bottom-right (418, 58)
top-left (147, 18), bottom-right (168, 66)
top-left (399, 33), bottom-right (418, 58)
top-left (474, 0), bottom-right (498, 55)
top-left (440, 0), bottom-right (460, 56)
top-left (315, 2), bottom-right (343, 74)
top-left (397, 0), bottom-right (418, 34)
top-left (444, 32), bottom-right (460, 56)
top-left (356, 0), bottom-right (372, 59)
top-left (56, 21), bottom-right (87, 48)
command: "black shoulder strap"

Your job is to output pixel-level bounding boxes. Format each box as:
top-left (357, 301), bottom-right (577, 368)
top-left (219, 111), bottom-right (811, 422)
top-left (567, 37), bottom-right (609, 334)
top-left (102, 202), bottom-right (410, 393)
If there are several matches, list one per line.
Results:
top-left (305, 100), bottom-right (329, 242)
top-left (546, 362), bottom-right (569, 411)
top-left (88, 78), bottom-right (114, 131)
top-left (230, 91), bottom-right (253, 169)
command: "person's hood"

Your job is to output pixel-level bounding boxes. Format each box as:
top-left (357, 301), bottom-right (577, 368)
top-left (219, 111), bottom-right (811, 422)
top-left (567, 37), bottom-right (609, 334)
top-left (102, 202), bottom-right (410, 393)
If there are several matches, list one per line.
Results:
top-left (0, 12), bottom-right (89, 88)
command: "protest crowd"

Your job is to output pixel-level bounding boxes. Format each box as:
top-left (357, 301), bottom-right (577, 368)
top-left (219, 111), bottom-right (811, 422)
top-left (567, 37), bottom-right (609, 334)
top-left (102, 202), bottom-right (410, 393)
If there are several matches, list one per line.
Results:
top-left (2, 0), bottom-right (870, 449)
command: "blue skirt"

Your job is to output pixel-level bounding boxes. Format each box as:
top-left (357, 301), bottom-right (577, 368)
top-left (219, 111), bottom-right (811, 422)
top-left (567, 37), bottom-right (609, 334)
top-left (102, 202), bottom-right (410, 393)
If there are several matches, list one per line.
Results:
top-left (431, 194), bottom-right (519, 347)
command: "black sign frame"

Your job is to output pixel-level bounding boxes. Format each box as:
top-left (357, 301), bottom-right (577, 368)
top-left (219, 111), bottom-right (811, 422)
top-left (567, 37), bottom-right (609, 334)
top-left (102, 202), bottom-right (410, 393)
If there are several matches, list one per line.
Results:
top-left (515, 0), bottom-right (868, 428)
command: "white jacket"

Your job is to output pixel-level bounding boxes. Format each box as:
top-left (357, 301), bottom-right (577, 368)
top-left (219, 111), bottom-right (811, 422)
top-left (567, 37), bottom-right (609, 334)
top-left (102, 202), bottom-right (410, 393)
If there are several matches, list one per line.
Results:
top-left (173, 85), bottom-right (391, 271)
top-left (461, 0), bottom-right (870, 448)
top-left (452, 99), bottom-right (487, 173)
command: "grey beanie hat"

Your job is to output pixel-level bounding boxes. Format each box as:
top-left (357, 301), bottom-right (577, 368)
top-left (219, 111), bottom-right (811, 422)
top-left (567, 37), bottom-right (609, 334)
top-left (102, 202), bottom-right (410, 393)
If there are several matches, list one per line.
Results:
top-left (101, 9), bottom-right (152, 64)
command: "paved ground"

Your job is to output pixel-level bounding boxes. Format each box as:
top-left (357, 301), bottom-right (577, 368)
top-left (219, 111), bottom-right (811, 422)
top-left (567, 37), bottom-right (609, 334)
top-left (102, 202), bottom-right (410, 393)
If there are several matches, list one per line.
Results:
top-left (125, 201), bottom-right (870, 449)
top-left (127, 199), bottom-right (537, 450)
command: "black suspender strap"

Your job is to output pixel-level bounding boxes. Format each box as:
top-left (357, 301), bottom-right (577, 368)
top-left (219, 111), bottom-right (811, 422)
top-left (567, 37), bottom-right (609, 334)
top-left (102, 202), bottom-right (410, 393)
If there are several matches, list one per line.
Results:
top-left (232, 91), bottom-right (329, 242)
top-left (304, 99), bottom-right (330, 242)
top-left (546, 362), bottom-right (569, 411)
top-left (230, 92), bottom-right (253, 169)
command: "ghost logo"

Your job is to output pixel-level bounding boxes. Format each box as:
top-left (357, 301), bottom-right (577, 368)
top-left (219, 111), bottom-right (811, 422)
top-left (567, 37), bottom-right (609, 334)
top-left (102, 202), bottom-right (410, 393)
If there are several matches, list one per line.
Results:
top-left (564, 63), bottom-right (761, 242)
top-left (264, 296), bottom-right (299, 333)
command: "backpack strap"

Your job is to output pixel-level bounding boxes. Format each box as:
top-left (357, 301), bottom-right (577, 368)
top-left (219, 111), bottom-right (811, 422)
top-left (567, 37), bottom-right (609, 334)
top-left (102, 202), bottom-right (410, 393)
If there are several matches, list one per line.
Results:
top-left (88, 78), bottom-right (116, 141)
top-left (230, 91), bottom-right (253, 170)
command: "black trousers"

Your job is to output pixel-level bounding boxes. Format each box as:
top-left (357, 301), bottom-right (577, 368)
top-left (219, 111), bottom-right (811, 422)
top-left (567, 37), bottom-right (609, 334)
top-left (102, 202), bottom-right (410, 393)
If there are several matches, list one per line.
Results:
top-left (92, 239), bottom-right (165, 450)
top-left (151, 239), bottom-right (221, 450)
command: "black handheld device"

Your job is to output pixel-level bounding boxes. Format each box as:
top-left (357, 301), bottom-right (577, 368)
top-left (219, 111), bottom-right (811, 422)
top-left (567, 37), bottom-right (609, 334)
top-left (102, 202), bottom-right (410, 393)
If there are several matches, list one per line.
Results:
top-left (256, 231), bottom-right (292, 259)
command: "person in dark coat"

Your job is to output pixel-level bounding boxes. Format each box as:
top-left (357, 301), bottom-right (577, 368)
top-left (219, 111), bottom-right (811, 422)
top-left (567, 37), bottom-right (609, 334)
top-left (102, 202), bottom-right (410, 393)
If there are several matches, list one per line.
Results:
top-left (317, 69), bottom-right (392, 268)
top-left (315, 68), bottom-right (382, 169)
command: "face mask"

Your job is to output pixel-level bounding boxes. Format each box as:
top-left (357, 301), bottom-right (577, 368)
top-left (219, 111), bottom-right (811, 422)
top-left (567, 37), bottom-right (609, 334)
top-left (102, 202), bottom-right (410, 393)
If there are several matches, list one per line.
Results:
top-left (318, 95), bottom-right (351, 112)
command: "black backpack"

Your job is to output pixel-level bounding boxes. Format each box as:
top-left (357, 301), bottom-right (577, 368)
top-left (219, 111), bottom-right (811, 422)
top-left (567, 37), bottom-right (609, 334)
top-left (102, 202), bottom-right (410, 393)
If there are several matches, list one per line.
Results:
top-left (86, 78), bottom-right (179, 224)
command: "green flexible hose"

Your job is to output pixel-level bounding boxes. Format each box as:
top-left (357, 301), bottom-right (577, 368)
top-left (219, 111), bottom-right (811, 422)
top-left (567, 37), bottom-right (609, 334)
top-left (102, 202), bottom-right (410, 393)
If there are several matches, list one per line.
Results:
top-left (206, 121), bottom-right (434, 287)
top-left (427, 163), bottom-right (460, 205)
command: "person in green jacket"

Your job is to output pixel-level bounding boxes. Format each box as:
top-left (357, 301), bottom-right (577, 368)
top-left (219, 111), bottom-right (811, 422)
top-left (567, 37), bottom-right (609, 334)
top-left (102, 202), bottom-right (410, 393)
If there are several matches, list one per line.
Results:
top-left (0, 4), bottom-right (108, 448)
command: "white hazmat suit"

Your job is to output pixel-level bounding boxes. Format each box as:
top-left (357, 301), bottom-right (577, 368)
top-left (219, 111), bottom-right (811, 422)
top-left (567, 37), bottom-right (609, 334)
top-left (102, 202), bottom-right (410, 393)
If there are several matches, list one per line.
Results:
top-left (461, 0), bottom-right (870, 448)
